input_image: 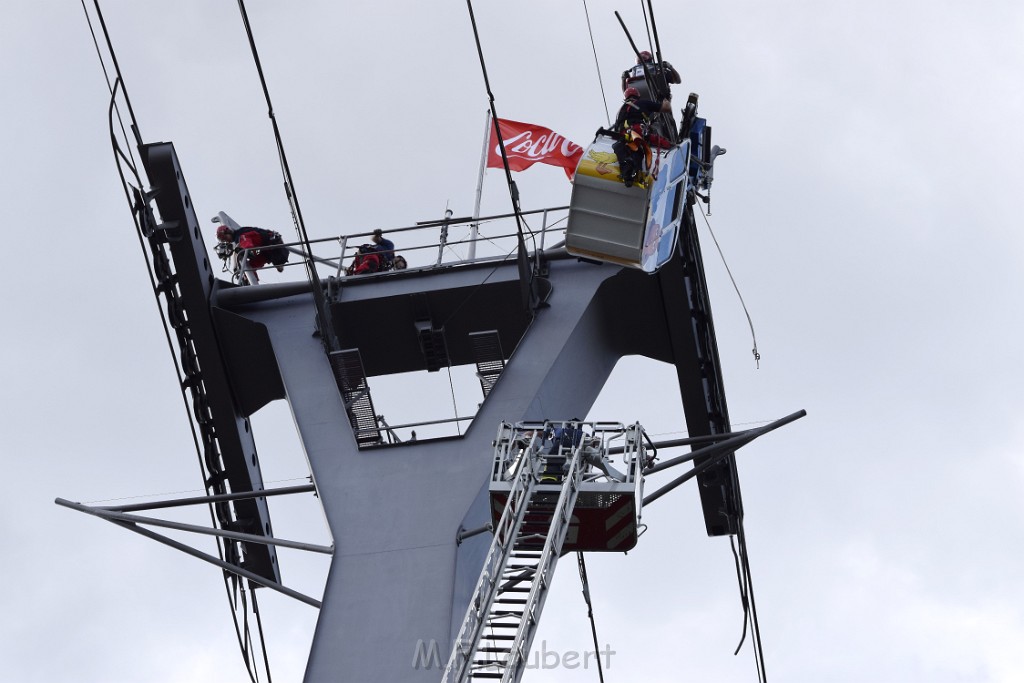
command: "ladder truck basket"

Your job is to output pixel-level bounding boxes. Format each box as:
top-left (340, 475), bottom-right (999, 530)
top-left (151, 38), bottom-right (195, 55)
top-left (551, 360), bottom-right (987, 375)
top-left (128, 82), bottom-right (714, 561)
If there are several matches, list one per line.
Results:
top-left (489, 420), bottom-right (647, 553)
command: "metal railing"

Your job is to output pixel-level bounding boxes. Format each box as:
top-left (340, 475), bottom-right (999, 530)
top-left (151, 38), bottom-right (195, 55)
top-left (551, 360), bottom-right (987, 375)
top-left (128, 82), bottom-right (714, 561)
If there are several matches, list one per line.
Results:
top-left (492, 421), bottom-right (645, 488)
top-left (218, 206), bottom-right (569, 286)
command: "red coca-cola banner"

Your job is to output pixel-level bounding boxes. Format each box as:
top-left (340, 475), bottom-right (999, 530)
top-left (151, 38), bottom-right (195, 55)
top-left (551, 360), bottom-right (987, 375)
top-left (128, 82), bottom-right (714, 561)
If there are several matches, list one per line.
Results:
top-left (487, 118), bottom-right (583, 180)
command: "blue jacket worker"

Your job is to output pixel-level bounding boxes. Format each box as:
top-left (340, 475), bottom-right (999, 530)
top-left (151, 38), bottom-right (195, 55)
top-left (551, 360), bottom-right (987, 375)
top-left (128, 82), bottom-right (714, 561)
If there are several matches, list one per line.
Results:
top-left (371, 229), bottom-right (395, 268)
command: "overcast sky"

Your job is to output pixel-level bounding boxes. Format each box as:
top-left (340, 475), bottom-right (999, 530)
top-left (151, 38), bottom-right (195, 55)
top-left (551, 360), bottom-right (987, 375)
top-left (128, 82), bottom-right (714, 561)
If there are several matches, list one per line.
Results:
top-left (2, 1), bottom-right (1023, 682)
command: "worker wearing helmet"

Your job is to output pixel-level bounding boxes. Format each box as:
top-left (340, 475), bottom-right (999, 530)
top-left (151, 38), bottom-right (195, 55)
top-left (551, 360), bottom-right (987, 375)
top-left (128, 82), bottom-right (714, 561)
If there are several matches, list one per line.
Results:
top-left (621, 49), bottom-right (681, 100)
top-left (611, 88), bottom-right (672, 188)
top-left (370, 228), bottom-right (396, 269)
top-left (215, 224), bottom-right (287, 285)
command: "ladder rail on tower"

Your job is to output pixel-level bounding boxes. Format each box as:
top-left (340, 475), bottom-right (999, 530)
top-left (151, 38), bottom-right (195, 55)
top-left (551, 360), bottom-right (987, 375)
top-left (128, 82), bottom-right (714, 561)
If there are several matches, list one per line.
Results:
top-left (445, 421), bottom-right (648, 683)
top-left (443, 425), bottom-right (543, 682)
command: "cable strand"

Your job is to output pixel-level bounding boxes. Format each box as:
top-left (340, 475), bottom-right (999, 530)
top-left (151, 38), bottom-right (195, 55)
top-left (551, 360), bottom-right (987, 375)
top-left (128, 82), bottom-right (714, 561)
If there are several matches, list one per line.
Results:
top-left (581, 0), bottom-right (612, 127)
top-left (698, 203), bottom-right (761, 368)
top-left (577, 553), bottom-right (606, 683)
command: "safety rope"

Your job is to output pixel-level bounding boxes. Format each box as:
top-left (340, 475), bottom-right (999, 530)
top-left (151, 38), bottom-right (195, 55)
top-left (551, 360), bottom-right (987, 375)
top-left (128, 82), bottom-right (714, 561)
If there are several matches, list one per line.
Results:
top-left (698, 204), bottom-right (761, 368)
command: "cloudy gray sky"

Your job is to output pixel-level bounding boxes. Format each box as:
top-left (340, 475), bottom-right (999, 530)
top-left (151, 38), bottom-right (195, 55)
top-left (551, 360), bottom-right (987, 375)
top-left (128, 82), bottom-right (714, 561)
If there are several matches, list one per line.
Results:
top-left (2, 1), bottom-right (1023, 681)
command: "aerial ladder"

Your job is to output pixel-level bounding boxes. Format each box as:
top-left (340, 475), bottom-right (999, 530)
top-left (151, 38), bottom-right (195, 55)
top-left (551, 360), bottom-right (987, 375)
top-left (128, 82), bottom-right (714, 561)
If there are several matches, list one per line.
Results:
top-left (444, 421), bottom-right (648, 682)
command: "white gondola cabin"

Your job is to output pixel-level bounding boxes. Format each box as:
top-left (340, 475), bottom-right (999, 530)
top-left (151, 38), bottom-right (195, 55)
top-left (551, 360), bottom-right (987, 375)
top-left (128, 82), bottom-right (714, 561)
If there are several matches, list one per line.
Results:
top-left (565, 134), bottom-right (691, 273)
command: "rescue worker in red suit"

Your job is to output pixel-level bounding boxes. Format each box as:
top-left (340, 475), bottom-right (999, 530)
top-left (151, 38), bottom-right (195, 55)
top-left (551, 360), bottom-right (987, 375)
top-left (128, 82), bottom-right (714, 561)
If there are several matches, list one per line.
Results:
top-left (612, 87), bottom-right (672, 188)
top-left (346, 229), bottom-right (398, 275)
top-left (347, 245), bottom-right (382, 275)
top-left (216, 225), bottom-right (283, 285)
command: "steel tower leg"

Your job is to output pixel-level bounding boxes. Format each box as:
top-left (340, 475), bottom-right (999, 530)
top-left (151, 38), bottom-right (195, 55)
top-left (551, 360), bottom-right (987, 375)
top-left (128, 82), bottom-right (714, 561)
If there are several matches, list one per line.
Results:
top-left (238, 261), bottom-right (621, 681)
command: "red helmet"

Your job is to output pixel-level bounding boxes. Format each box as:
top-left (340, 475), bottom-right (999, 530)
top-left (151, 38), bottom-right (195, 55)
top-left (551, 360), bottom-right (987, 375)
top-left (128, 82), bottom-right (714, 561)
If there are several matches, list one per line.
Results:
top-left (637, 50), bottom-right (653, 63)
top-left (216, 225), bottom-right (233, 241)
top-left (624, 87), bottom-right (640, 99)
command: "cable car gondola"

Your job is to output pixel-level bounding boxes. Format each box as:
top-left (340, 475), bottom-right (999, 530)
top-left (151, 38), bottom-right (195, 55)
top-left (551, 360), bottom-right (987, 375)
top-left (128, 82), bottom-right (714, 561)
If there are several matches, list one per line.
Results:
top-left (565, 100), bottom-right (724, 273)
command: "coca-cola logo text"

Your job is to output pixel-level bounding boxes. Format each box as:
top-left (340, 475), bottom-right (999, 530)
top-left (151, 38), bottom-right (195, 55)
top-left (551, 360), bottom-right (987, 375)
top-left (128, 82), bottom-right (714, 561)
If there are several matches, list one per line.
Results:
top-left (495, 129), bottom-right (582, 161)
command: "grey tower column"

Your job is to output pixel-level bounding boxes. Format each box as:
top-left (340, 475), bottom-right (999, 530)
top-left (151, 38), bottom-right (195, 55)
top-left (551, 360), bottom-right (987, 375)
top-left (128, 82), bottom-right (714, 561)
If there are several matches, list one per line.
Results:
top-left (235, 260), bottom-right (622, 682)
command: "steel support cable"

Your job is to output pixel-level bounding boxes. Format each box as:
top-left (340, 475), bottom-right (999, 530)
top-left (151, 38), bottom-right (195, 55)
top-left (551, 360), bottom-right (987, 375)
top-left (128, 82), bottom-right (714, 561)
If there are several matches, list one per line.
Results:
top-left (89, 14), bottom-right (215, 551)
top-left (614, 12), bottom-right (659, 102)
top-left (640, 0), bottom-right (654, 56)
top-left (576, 553), bottom-right (606, 683)
top-left (581, 0), bottom-right (612, 127)
top-left (644, 0), bottom-right (669, 97)
top-left (84, 10), bottom-right (266, 681)
top-left (464, 0), bottom-right (537, 254)
top-left (235, 0), bottom-right (336, 350)
top-left (88, 0), bottom-right (144, 148)
top-left (241, 587), bottom-right (252, 669)
top-left (252, 589), bottom-right (274, 683)
top-left (698, 204), bottom-right (761, 367)
top-left (737, 521), bottom-right (768, 682)
top-left (618, 3), bottom-right (672, 137)
top-left (105, 88), bottom-right (214, 539)
top-left (641, 2), bottom-right (675, 140)
top-left (109, 106), bottom-right (262, 683)
top-left (81, 0), bottom-right (140, 170)
top-left (729, 535), bottom-right (750, 654)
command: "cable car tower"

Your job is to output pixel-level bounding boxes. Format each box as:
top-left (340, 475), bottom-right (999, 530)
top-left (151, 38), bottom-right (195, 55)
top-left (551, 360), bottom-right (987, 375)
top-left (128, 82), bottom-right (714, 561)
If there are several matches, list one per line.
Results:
top-left (59, 4), bottom-right (804, 682)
